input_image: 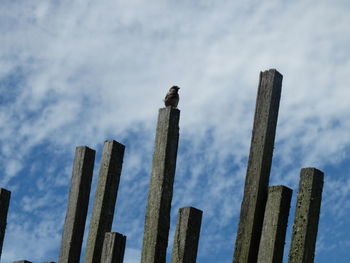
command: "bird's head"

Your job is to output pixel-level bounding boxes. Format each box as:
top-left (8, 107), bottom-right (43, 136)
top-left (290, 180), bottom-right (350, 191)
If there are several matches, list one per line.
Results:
top-left (170, 86), bottom-right (180, 92)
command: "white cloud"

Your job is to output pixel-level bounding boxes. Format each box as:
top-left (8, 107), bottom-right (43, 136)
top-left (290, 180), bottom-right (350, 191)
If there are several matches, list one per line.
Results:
top-left (2, 211), bottom-right (62, 262)
top-left (0, 0), bottom-right (350, 262)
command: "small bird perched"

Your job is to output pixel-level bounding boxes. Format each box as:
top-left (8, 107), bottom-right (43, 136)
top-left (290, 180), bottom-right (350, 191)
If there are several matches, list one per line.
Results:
top-left (164, 86), bottom-right (180, 108)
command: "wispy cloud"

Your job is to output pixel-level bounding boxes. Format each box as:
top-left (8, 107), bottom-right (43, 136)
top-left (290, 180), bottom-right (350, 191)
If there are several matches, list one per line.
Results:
top-left (1, 0), bottom-right (350, 262)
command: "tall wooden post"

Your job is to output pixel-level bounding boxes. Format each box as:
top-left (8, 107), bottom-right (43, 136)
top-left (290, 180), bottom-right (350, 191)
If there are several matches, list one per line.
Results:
top-left (233, 69), bottom-right (283, 263)
top-left (288, 168), bottom-right (324, 263)
top-left (257, 185), bottom-right (292, 263)
top-left (141, 107), bottom-right (180, 263)
top-left (0, 188), bottom-right (11, 260)
top-left (101, 232), bottom-right (126, 263)
top-left (171, 207), bottom-right (202, 263)
top-left (58, 146), bottom-right (95, 263)
top-left (84, 140), bottom-right (125, 263)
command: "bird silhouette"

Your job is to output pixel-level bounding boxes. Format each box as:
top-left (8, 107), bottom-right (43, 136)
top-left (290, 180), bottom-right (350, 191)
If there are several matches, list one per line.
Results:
top-left (164, 86), bottom-right (180, 108)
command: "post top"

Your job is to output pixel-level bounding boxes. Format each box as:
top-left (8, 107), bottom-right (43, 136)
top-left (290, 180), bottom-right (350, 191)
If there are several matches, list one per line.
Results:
top-left (76, 145), bottom-right (96, 153)
top-left (103, 139), bottom-right (125, 149)
top-left (161, 106), bottom-right (180, 110)
top-left (180, 206), bottom-right (203, 214)
top-left (159, 107), bottom-right (181, 116)
top-left (260, 68), bottom-right (283, 79)
top-left (105, 232), bottom-right (127, 238)
top-left (0, 188), bottom-right (11, 195)
top-left (268, 185), bottom-right (292, 193)
top-left (301, 167), bottom-right (324, 176)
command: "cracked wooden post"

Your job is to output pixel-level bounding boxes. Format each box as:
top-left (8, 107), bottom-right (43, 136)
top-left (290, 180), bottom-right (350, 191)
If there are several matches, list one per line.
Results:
top-left (141, 107), bottom-right (180, 263)
top-left (84, 140), bottom-right (125, 263)
top-left (233, 69), bottom-right (283, 263)
top-left (171, 207), bottom-right (203, 263)
top-left (58, 146), bottom-right (95, 263)
top-left (101, 232), bottom-right (126, 263)
top-left (257, 185), bottom-right (292, 263)
top-left (0, 188), bottom-right (11, 260)
top-left (288, 168), bottom-right (324, 263)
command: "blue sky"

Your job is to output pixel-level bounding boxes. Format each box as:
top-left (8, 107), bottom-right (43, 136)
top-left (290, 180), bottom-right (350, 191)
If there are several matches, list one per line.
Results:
top-left (1, 0), bottom-right (350, 262)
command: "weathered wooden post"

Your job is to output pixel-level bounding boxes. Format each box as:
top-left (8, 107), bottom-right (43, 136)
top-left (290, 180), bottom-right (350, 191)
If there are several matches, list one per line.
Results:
top-left (141, 106), bottom-right (180, 263)
top-left (101, 232), bottom-right (126, 263)
top-left (257, 185), bottom-right (292, 263)
top-left (171, 207), bottom-right (202, 263)
top-left (58, 146), bottom-right (95, 263)
top-left (0, 188), bottom-right (11, 260)
top-left (84, 140), bottom-right (125, 263)
top-left (233, 69), bottom-right (283, 263)
top-left (288, 168), bottom-right (324, 263)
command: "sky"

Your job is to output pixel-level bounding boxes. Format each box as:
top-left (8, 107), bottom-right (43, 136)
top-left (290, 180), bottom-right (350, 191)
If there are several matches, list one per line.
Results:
top-left (0, 0), bottom-right (350, 262)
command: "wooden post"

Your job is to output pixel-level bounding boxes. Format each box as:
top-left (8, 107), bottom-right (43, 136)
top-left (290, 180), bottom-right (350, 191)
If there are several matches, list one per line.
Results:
top-left (0, 188), bottom-right (11, 260)
top-left (233, 69), bottom-right (283, 263)
top-left (101, 232), bottom-right (126, 263)
top-left (141, 107), bottom-right (180, 263)
top-left (58, 146), bottom-right (95, 263)
top-left (171, 207), bottom-right (202, 263)
top-left (288, 168), bottom-right (324, 263)
top-left (84, 140), bottom-right (125, 263)
top-left (257, 186), bottom-right (292, 263)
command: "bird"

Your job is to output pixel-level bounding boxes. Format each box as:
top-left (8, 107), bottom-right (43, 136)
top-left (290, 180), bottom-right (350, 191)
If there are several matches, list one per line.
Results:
top-left (164, 86), bottom-right (180, 108)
